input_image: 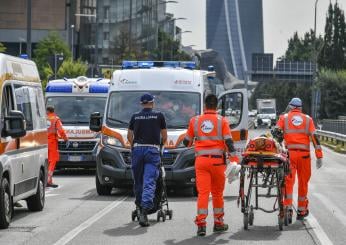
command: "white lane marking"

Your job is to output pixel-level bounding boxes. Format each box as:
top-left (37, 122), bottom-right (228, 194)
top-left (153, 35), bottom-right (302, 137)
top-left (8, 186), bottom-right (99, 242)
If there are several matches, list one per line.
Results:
top-left (52, 196), bottom-right (128, 245)
top-left (46, 194), bottom-right (59, 197)
top-left (293, 202), bottom-right (333, 245)
top-left (313, 193), bottom-right (346, 227)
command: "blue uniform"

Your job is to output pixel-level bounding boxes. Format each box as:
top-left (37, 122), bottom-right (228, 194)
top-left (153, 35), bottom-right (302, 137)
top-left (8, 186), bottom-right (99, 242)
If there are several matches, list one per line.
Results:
top-left (129, 108), bottom-right (166, 210)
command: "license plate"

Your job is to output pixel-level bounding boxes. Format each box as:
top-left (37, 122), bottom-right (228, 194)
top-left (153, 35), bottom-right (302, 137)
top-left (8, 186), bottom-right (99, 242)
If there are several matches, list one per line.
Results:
top-left (68, 155), bottom-right (82, 162)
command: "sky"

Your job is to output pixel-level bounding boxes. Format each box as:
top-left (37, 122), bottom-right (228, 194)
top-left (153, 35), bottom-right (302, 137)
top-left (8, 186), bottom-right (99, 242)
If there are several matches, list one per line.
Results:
top-left (167, 0), bottom-right (346, 59)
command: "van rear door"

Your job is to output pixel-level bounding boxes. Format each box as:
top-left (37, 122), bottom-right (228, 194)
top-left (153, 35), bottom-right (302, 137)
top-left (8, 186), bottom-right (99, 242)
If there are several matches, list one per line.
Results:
top-left (218, 89), bottom-right (248, 157)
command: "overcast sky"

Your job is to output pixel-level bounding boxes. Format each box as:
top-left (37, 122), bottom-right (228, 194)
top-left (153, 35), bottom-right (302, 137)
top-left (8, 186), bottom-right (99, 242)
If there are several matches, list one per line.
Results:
top-left (168, 0), bottom-right (346, 59)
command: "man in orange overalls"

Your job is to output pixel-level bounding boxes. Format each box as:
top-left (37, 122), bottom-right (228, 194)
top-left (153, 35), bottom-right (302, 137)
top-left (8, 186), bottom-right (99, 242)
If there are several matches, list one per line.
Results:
top-left (183, 94), bottom-right (239, 236)
top-left (276, 98), bottom-right (323, 221)
top-left (46, 105), bottom-right (69, 188)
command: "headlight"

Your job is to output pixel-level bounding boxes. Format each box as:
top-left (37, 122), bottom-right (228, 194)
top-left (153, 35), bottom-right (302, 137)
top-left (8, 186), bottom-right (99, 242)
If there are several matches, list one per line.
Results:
top-left (102, 135), bottom-right (123, 147)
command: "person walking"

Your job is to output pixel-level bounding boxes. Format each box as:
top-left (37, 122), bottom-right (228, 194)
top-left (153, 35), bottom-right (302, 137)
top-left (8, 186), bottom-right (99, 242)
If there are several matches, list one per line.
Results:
top-left (46, 105), bottom-right (69, 188)
top-left (183, 94), bottom-right (239, 236)
top-left (276, 98), bottom-right (323, 220)
top-left (127, 93), bottom-right (167, 227)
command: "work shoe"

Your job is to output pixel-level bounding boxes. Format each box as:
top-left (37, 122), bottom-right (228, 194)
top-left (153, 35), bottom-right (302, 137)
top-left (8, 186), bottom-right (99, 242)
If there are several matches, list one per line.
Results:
top-left (213, 223), bottom-right (229, 233)
top-left (47, 183), bottom-right (59, 188)
top-left (297, 210), bottom-right (309, 220)
top-left (197, 226), bottom-right (206, 236)
top-left (139, 210), bottom-right (150, 227)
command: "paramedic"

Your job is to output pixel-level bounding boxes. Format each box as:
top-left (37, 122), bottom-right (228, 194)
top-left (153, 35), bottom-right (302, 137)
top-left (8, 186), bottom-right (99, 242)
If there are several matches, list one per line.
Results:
top-left (183, 94), bottom-right (239, 236)
top-left (127, 93), bottom-right (167, 227)
top-left (46, 105), bottom-right (69, 188)
top-left (276, 98), bottom-right (323, 220)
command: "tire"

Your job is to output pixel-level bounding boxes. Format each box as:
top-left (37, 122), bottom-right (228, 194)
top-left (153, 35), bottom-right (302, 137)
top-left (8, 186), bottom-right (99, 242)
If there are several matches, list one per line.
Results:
top-left (26, 170), bottom-right (45, 212)
top-left (0, 177), bottom-right (12, 229)
top-left (278, 216), bottom-right (284, 231)
top-left (191, 186), bottom-right (198, 197)
top-left (95, 175), bottom-right (112, 196)
top-left (243, 213), bottom-right (249, 230)
top-left (249, 207), bottom-right (254, 226)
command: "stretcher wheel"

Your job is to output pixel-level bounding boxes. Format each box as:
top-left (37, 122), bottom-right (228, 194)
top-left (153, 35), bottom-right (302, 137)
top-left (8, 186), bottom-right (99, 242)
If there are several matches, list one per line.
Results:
top-left (243, 213), bottom-right (249, 230)
top-left (249, 207), bottom-right (254, 226)
top-left (165, 210), bottom-right (173, 220)
top-left (157, 210), bottom-right (166, 222)
top-left (278, 216), bottom-right (284, 231)
top-left (131, 210), bottom-right (138, 222)
top-left (284, 209), bottom-right (292, 226)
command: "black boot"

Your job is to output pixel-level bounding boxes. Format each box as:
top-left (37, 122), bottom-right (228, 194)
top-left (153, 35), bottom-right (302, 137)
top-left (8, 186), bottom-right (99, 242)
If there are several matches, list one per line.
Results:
top-left (213, 223), bottom-right (229, 233)
top-left (139, 209), bottom-right (150, 227)
top-left (197, 226), bottom-right (206, 236)
top-left (297, 210), bottom-right (309, 220)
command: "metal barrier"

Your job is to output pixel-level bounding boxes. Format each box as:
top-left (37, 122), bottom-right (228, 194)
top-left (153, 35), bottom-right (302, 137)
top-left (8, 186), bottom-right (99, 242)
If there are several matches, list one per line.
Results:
top-left (321, 119), bottom-right (346, 135)
top-left (316, 130), bottom-right (346, 147)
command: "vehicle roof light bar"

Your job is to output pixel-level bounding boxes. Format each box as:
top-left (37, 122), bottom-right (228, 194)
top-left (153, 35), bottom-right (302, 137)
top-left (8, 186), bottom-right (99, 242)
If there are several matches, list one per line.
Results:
top-left (122, 61), bottom-right (196, 70)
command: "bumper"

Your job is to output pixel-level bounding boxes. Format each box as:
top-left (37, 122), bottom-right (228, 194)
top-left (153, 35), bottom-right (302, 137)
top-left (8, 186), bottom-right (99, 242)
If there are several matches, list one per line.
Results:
top-left (57, 146), bottom-right (98, 168)
top-left (96, 145), bottom-right (196, 188)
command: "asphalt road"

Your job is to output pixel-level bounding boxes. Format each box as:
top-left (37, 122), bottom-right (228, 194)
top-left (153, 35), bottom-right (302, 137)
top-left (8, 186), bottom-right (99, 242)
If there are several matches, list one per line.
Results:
top-left (1, 129), bottom-right (345, 245)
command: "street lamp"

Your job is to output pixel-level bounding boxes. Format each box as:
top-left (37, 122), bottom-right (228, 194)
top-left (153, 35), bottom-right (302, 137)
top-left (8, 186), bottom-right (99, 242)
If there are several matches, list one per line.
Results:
top-left (70, 25), bottom-right (75, 60)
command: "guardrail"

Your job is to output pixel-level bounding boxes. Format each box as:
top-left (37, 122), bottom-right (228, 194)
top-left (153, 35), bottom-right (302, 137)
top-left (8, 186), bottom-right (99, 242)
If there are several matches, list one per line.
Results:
top-left (316, 130), bottom-right (346, 147)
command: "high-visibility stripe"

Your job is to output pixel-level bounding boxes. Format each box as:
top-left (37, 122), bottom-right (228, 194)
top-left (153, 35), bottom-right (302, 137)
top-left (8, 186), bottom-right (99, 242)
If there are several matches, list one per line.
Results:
top-left (305, 115), bottom-right (310, 134)
top-left (213, 208), bottom-right (224, 214)
top-left (194, 116), bottom-right (199, 137)
top-left (315, 145), bottom-right (322, 150)
top-left (285, 129), bottom-right (307, 134)
top-left (285, 205), bottom-right (293, 209)
top-left (197, 136), bottom-right (223, 141)
top-left (197, 209), bottom-right (208, 215)
top-left (196, 149), bottom-right (224, 156)
top-left (298, 196), bottom-right (306, 202)
top-left (284, 114), bottom-right (289, 133)
top-left (223, 135), bottom-right (232, 140)
top-left (287, 144), bottom-right (310, 150)
top-left (217, 116), bottom-right (222, 138)
top-left (285, 194), bottom-right (293, 199)
top-left (298, 207), bottom-right (307, 211)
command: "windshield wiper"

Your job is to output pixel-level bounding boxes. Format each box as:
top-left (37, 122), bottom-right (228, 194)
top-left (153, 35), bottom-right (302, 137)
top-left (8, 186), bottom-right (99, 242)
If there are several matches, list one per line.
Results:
top-left (108, 117), bottom-right (129, 125)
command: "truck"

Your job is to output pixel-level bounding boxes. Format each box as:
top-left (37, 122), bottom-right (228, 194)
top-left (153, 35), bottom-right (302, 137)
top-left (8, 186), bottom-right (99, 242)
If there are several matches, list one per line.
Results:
top-left (89, 61), bottom-right (249, 195)
top-left (45, 76), bottom-right (110, 169)
top-left (254, 99), bottom-right (277, 129)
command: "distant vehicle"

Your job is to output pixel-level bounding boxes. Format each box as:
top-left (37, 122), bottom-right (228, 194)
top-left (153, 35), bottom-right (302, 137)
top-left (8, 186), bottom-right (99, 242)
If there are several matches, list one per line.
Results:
top-left (0, 54), bottom-right (47, 229)
top-left (254, 99), bottom-right (277, 129)
top-left (45, 76), bottom-right (110, 169)
top-left (248, 110), bottom-right (257, 117)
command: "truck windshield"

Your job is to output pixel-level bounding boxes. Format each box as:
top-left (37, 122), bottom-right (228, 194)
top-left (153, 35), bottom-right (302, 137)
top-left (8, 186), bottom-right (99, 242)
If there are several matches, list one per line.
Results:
top-left (107, 91), bottom-right (201, 129)
top-left (259, 108), bottom-right (275, 114)
top-left (46, 96), bottom-right (107, 125)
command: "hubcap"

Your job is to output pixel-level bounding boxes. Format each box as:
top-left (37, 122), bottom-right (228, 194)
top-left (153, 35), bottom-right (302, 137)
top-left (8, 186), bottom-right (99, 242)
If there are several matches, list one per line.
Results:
top-left (4, 191), bottom-right (10, 222)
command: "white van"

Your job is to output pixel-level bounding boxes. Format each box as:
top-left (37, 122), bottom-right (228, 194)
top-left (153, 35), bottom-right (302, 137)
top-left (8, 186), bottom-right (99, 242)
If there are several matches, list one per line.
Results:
top-left (0, 54), bottom-right (47, 229)
top-left (45, 76), bottom-right (110, 168)
top-left (90, 61), bottom-right (248, 195)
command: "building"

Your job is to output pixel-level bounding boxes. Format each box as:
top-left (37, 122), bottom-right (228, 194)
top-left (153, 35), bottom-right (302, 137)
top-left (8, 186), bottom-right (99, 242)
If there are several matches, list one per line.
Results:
top-left (206, 0), bottom-right (264, 80)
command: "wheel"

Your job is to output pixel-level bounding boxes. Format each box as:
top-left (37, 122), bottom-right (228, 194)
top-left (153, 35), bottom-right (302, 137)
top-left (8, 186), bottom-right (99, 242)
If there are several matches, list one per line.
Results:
top-left (26, 170), bottom-right (45, 212)
top-left (131, 210), bottom-right (138, 222)
top-left (95, 174), bottom-right (112, 196)
top-left (278, 216), bottom-right (284, 231)
top-left (166, 210), bottom-right (173, 220)
top-left (161, 210), bottom-right (166, 222)
top-left (243, 213), bottom-right (249, 230)
top-left (284, 208), bottom-right (290, 226)
top-left (0, 177), bottom-right (12, 229)
top-left (249, 207), bottom-right (254, 226)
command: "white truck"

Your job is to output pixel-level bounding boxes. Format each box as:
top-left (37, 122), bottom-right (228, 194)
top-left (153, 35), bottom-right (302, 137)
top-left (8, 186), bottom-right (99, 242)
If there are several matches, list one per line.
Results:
top-left (254, 99), bottom-right (277, 129)
top-left (89, 61), bottom-right (249, 195)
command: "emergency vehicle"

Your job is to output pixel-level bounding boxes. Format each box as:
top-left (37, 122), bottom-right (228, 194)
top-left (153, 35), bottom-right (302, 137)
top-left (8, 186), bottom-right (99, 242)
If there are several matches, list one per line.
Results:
top-left (90, 61), bottom-right (248, 195)
top-left (0, 54), bottom-right (47, 229)
top-left (45, 76), bottom-right (110, 168)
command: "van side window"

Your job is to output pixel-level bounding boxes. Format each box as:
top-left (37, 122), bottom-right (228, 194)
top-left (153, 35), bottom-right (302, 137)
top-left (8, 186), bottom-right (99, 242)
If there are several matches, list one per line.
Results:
top-left (33, 87), bottom-right (46, 129)
top-left (14, 85), bottom-right (34, 131)
top-left (1, 85), bottom-right (15, 137)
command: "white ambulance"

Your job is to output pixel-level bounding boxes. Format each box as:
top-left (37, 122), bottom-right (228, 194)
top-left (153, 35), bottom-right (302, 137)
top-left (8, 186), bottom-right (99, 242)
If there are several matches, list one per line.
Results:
top-left (45, 76), bottom-right (110, 168)
top-left (90, 61), bottom-right (248, 195)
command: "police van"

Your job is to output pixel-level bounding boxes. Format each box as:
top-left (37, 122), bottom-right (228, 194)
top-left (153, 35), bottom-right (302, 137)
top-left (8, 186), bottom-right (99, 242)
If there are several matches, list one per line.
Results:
top-left (0, 54), bottom-right (47, 228)
top-left (90, 61), bottom-right (248, 195)
top-left (45, 76), bottom-right (110, 168)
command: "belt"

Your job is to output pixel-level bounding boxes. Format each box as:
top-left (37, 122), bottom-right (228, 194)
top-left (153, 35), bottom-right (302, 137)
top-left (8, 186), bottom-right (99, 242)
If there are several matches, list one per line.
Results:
top-left (133, 143), bottom-right (160, 150)
top-left (200, 154), bottom-right (223, 159)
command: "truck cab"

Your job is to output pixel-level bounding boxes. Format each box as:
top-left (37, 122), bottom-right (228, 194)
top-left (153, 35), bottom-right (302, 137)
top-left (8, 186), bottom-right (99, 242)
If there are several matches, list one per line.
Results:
top-left (45, 76), bottom-right (110, 168)
top-left (90, 61), bottom-right (248, 195)
top-left (254, 99), bottom-right (277, 129)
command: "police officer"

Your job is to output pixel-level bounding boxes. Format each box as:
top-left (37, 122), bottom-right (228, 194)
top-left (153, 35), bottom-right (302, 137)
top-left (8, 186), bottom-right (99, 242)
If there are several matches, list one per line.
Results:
top-left (127, 93), bottom-right (167, 227)
top-left (276, 98), bottom-right (323, 221)
top-left (183, 94), bottom-right (238, 236)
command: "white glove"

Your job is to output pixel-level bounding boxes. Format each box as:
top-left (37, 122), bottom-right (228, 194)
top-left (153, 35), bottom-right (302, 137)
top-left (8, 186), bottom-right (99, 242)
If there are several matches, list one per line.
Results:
top-left (316, 158), bottom-right (323, 169)
top-left (225, 162), bottom-right (241, 184)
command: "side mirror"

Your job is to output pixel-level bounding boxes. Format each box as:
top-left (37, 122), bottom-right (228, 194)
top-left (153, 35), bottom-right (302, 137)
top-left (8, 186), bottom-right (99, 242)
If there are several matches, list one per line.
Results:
top-left (90, 112), bottom-right (102, 132)
top-left (4, 110), bottom-right (27, 138)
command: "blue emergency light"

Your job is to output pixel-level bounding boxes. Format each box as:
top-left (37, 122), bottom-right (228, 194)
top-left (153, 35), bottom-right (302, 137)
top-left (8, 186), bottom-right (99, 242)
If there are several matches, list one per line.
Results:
top-left (122, 60), bottom-right (196, 70)
top-left (46, 82), bottom-right (72, 93)
top-left (89, 84), bottom-right (109, 93)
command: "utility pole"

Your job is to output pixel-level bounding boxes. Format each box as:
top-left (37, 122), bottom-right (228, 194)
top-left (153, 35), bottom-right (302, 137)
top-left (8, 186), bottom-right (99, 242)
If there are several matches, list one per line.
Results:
top-left (129, 0), bottom-right (133, 55)
top-left (26, 0), bottom-right (32, 58)
top-left (95, 1), bottom-right (99, 77)
top-left (312, 0), bottom-right (319, 119)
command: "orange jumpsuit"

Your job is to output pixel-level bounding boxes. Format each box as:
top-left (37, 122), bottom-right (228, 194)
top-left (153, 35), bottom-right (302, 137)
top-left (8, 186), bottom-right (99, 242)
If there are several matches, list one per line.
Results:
top-left (185, 109), bottom-right (235, 227)
top-left (276, 109), bottom-right (323, 214)
top-left (47, 112), bottom-right (68, 184)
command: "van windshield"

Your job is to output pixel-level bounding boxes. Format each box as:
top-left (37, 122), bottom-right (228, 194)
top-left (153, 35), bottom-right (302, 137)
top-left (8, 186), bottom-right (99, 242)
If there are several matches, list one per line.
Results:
top-left (46, 96), bottom-right (107, 125)
top-left (107, 91), bottom-right (201, 129)
top-left (259, 108), bottom-right (275, 114)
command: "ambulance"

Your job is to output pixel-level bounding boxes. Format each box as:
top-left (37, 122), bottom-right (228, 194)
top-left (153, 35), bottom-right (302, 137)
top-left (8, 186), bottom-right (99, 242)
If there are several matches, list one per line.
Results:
top-left (0, 54), bottom-right (47, 228)
top-left (45, 76), bottom-right (110, 168)
top-left (90, 61), bottom-right (248, 195)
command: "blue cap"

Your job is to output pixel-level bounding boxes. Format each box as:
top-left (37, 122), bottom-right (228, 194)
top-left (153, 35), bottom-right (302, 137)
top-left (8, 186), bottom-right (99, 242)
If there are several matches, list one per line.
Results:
top-left (140, 93), bottom-right (154, 104)
top-left (289, 98), bottom-right (302, 107)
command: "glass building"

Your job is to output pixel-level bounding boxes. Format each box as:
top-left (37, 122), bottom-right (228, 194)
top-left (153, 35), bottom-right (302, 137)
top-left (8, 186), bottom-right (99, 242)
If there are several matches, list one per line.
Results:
top-left (206, 0), bottom-right (264, 80)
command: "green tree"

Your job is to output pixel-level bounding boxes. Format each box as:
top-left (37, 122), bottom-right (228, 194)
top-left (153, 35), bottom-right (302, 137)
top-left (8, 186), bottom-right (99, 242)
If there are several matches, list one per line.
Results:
top-left (34, 32), bottom-right (71, 79)
top-left (0, 42), bottom-right (6, 53)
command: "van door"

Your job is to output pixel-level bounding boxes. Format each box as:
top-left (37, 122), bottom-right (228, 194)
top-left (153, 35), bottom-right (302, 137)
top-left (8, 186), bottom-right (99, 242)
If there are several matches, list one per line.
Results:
top-left (218, 89), bottom-right (248, 158)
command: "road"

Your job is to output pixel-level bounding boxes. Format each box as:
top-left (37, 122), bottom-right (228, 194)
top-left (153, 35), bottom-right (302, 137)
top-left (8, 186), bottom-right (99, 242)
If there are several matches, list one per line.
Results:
top-left (0, 129), bottom-right (345, 245)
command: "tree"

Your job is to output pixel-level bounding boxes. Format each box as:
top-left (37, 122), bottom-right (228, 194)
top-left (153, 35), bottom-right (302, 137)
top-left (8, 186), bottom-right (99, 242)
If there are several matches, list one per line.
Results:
top-left (34, 32), bottom-right (71, 79)
top-left (0, 42), bottom-right (6, 53)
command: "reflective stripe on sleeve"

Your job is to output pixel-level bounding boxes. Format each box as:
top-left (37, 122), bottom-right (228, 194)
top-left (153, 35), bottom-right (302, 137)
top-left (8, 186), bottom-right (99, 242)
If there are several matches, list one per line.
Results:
top-left (194, 116), bottom-right (199, 138)
top-left (223, 135), bottom-right (232, 140)
top-left (305, 115), bottom-right (310, 134)
top-left (284, 114), bottom-right (289, 133)
top-left (287, 144), bottom-right (310, 150)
